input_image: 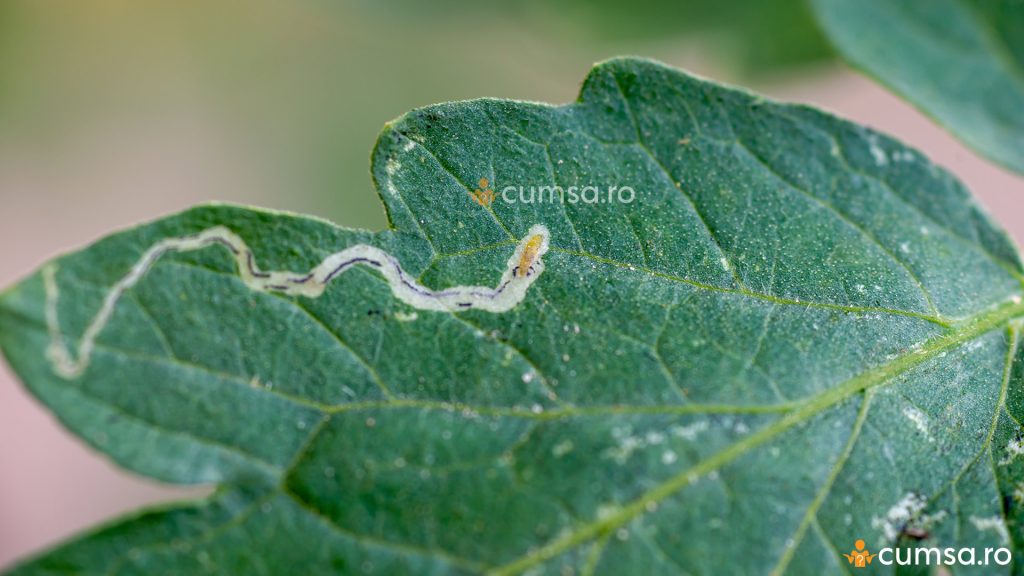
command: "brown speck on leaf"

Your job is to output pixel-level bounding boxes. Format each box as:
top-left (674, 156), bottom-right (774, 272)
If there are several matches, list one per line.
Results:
top-left (902, 526), bottom-right (928, 540)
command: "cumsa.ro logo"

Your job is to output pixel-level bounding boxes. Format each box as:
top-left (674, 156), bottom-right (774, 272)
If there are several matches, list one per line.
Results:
top-left (843, 539), bottom-right (877, 568)
top-left (843, 538), bottom-right (1011, 568)
top-left (469, 178), bottom-right (497, 207)
top-left (467, 177), bottom-right (636, 208)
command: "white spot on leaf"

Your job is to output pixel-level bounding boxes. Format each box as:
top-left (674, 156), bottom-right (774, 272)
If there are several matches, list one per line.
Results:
top-left (902, 405), bottom-right (933, 442)
top-left (1000, 437), bottom-right (1024, 466)
top-left (970, 516), bottom-right (1009, 545)
top-left (872, 493), bottom-right (927, 542)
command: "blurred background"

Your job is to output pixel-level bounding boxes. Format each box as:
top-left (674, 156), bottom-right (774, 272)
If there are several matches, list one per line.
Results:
top-left (1, 0), bottom-right (1022, 568)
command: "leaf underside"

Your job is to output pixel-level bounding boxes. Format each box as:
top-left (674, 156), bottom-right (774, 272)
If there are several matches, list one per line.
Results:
top-left (2, 57), bottom-right (1024, 575)
top-left (812, 0), bottom-right (1024, 175)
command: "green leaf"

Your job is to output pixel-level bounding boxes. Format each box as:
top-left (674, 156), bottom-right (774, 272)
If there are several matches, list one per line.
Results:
top-left (2, 57), bottom-right (1024, 574)
top-left (811, 0), bottom-right (1024, 174)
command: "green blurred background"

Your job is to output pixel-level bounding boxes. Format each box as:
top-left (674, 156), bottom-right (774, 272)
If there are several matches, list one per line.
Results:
top-left (4, 0), bottom-right (1023, 570)
top-left (0, 0), bottom-right (831, 229)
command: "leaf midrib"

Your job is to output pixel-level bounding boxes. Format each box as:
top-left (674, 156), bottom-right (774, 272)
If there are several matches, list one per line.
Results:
top-left (774, 321), bottom-right (1019, 574)
top-left (488, 298), bottom-right (1024, 575)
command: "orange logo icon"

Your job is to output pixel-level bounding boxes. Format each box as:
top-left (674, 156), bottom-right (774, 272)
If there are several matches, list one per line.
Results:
top-left (469, 178), bottom-right (496, 207)
top-left (843, 539), bottom-right (877, 568)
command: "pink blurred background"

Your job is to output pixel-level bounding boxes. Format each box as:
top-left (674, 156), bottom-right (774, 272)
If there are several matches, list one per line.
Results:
top-left (2, 1), bottom-right (1022, 569)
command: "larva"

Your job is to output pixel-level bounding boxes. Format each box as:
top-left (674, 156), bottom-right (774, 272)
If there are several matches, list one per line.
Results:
top-left (515, 232), bottom-right (547, 278)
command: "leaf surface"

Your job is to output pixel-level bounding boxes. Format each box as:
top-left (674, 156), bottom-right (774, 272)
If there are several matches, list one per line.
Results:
top-left (2, 58), bottom-right (1024, 575)
top-left (812, 0), bottom-right (1024, 174)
